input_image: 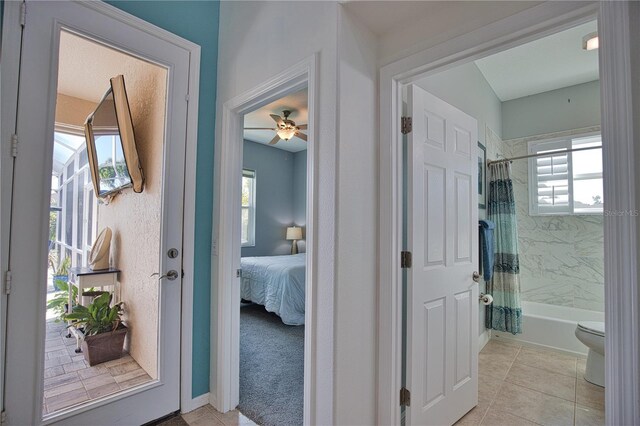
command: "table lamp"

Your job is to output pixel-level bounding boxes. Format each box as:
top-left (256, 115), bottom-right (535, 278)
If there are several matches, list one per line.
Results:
top-left (286, 226), bottom-right (303, 254)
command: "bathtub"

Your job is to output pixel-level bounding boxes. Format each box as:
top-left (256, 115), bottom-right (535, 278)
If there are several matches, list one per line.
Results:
top-left (492, 301), bottom-right (604, 356)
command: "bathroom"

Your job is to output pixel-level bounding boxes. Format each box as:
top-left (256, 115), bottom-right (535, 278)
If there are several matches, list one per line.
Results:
top-left (415, 19), bottom-right (605, 424)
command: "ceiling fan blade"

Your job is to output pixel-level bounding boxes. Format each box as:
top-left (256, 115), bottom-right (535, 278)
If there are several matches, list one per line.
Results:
top-left (297, 124), bottom-right (308, 130)
top-left (243, 127), bottom-right (277, 130)
top-left (270, 114), bottom-right (284, 127)
top-left (295, 132), bottom-right (308, 142)
top-left (268, 134), bottom-right (281, 145)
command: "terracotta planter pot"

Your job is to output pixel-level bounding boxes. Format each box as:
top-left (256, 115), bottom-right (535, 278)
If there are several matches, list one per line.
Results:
top-left (81, 326), bottom-right (127, 366)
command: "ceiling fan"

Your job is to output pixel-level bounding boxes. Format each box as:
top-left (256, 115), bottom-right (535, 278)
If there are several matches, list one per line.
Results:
top-left (244, 110), bottom-right (308, 145)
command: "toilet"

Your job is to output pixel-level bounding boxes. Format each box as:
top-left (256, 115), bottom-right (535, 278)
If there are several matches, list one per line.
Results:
top-left (575, 321), bottom-right (605, 387)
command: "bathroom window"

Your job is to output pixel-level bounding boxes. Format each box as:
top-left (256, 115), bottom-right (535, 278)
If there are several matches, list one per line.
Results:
top-left (529, 134), bottom-right (603, 215)
top-left (241, 169), bottom-right (256, 247)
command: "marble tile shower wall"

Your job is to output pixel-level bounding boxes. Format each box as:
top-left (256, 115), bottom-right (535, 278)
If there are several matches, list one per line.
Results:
top-left (502, 138), bottom-right (605, 312)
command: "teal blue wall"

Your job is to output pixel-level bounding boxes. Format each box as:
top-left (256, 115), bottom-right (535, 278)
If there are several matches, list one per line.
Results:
top-left (106, 0), bottom-right (219, 398)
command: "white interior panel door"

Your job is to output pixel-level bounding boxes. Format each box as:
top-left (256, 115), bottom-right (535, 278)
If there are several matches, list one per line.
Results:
top-left (406, 85), bottom-right (479, 426)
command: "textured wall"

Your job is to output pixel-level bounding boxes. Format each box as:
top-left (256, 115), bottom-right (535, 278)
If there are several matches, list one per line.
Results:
top-left (503, 134), bottom-right (604, 312)
top-left (96, 57), bottom-right (167, 379)
top-left (241, 140), bottom-right (295, 257)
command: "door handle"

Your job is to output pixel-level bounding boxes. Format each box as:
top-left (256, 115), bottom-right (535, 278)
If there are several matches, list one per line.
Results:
top-left (472, 271), bottom-right (480, 282)
top-left (151, 270), bottom-right (179, 281)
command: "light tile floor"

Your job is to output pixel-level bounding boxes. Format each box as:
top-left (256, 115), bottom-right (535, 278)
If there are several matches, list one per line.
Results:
top-left (173, 339), bottom-right (604, 426)
top-left (43, 319), bottom-right (152, 415)
top-left (456, 338), bottom-right (605, 426)
top-left (175, 405), bottom-right (257, 426)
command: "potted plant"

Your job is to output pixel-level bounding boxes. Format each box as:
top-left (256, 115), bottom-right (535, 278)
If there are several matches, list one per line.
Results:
top-left (63, 292), bottom-right (127, 366)
top-left (52, 256), bottom-right (71, 291)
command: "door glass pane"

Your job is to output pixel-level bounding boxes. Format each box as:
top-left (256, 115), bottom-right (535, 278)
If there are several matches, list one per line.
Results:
top-left (41, 30), bottom-right (169, 418)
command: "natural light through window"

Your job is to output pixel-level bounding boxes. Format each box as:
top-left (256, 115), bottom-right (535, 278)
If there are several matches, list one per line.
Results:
top-left (529, 134), bottom-right (603, 215)
top-left (241, 169), bottom-right (256, 247)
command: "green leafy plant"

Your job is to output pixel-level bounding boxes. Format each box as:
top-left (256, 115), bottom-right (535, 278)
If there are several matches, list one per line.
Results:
top-left (46, 280), bottom-right (78, 321)
top-left (63, 292), bottom-right (124, 336)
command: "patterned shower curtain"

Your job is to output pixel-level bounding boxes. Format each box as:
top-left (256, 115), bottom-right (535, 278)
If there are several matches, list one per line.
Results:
top-left (486, 162), bottom-right (522, 334)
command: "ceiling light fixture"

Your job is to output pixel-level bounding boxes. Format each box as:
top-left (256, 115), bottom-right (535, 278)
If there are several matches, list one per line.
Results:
top-left (277, 127), bottom-right (296, 141)
top-left (582, 32), bottom-right (599, 51)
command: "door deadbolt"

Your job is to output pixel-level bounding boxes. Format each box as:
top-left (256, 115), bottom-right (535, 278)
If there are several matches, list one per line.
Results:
top-left (168, 248), bottom-right (179, 259)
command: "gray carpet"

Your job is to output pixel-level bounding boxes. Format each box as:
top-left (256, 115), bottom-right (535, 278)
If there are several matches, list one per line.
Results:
top-left (239, 304), bottom-right (304, 426)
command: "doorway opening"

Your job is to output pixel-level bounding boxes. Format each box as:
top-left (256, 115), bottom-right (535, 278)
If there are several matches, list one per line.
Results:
top-left (213, 57), bottom-right (316, 425)
top-left (407, 18), bottom-right (604, 425)
top-left (376, 3), bottom-right (612, 425)
top-left (43, 30), bottom-right (165, 418)
top-left (237, 88), bottom-right (308, 425)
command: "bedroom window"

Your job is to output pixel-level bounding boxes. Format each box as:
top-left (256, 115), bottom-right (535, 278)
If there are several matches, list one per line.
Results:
top-left (241, 169), bottom-right (256, 247)
top-left (528, 134), bottom-right (603, 215)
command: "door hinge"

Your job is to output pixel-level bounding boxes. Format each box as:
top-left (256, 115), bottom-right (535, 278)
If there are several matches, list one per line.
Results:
top-left (401, 251), bottom-right (412, 269)
top-left (400, 387), bottom-right (411, 406)
top-left (401, 116), bottom-right (412, 134)
top-left (10, 134), bottom-right (18, 158)
top-left (185, 93), bottom-right (190, 102)
top-left (1, 409), bottom-right (7, 426)
top-left (236, 269), bottom-right (242, 278)
top-left (19, 2), bottom-right (26, 27)
top-left (4, 270), bottom-right (12, 295)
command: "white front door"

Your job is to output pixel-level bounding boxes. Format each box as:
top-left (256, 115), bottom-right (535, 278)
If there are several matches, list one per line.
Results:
top-left (406, 85), bottom-right (479, 425)
top-left (3, 2), bottom-right (190, 424)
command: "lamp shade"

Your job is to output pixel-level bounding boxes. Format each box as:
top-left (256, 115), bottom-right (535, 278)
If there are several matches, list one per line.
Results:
top-left (286, 226), bottom-right (303, 240)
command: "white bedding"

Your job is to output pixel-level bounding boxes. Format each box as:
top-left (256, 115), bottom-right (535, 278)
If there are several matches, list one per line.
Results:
top-left (240, 253), bottom-right (306, 325)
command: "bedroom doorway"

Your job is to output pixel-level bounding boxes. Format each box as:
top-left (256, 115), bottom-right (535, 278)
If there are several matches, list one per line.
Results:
top-left (213, 57), bottom-right (316, 424)
top-left (238, 89), bottom-right (308, 425)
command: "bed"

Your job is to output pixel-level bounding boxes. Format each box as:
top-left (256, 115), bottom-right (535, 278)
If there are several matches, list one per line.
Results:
top-left (240, 253), bottom-right (306, 325)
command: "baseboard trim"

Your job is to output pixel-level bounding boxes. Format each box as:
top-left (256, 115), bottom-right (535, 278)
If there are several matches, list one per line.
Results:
top-left (478, 329), bottom-right (491, 352)
top-left (209, 393), bottom-right (217, 409)
top-left (182, 393), bottom-right (212, 414)
top-left (491, 332), bottom-right (587, 358)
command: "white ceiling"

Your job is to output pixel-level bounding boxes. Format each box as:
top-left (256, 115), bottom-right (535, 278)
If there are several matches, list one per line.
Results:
top-left (474, 20), bottom-right (599, 101)
top-left (243, 89), bottom-right (308, 153)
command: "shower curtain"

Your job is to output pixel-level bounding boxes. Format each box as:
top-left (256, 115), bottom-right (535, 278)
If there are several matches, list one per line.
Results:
top-left (486, 162), bottom-right (522, 334)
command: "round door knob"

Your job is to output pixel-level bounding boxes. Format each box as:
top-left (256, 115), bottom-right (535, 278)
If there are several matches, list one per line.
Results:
top-left (472, 271), bottom-right (480, 282)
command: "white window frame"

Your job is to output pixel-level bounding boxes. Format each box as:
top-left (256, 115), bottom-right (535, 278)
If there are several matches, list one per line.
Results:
top-left (241, 169), bottom-right (256, 247)
top-left (528, 132), bottom-right (603, 216)
top-left (54, 131), bottom-right (98, 268)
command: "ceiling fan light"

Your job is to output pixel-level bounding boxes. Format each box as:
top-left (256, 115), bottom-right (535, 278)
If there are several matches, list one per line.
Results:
top-left (277, 128), bottom-right (296, 141)
top-left (582, 32), bottom-right (599, 51)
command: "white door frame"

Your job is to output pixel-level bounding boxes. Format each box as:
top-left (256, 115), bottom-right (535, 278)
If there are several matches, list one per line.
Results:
top-left (212, 55), bottom-right (318, 423)
top-left (379, 1), bottom-right (639, 424)
top-left (0, 0), bottom-right (201, 422)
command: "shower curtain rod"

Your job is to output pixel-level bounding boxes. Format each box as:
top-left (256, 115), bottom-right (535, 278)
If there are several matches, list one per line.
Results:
top-left (486, 145), bottom-right (601, 166)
